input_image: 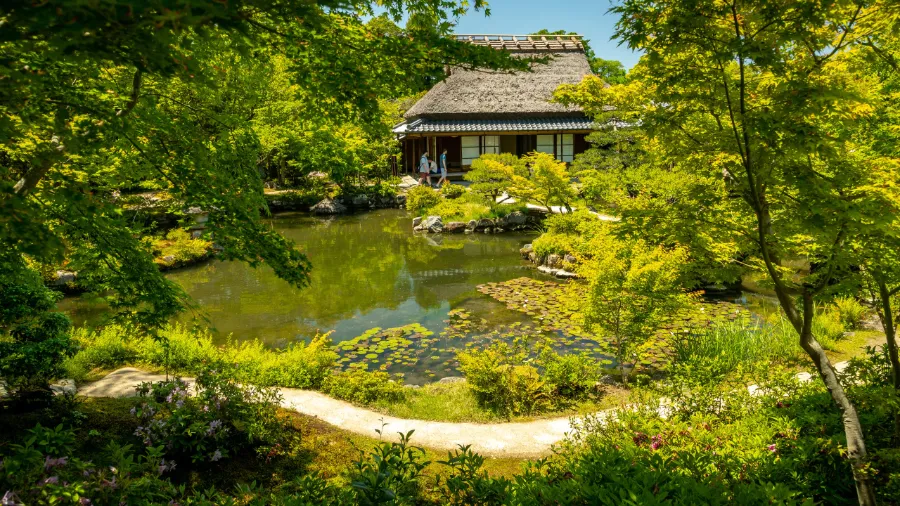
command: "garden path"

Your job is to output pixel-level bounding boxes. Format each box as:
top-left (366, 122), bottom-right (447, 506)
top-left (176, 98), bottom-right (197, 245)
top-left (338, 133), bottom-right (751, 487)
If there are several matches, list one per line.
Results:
top-left (78, 363), bottom-right (851, 458)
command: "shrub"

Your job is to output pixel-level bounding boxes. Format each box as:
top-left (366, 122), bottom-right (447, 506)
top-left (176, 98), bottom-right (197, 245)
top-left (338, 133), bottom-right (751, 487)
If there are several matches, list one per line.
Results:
top-left (832, 296), bottom-right (867, 329)
top-left (148, 228), bottom-right (212, 268)
top-left (0, 262), bottom-right (76, 399)
top-left (322, 370), bottom-right (406, 405)
top-left (0, 424), bottom-right (179, 505)
top-left (440, 182), bottom-right (465, 199)
top-left (350, 430), bottom-right (429, 505)
top-left (457, 343), bottom-right (549, 417)
top-left (532, 232), bottom-right (575, 260)
top-left (538, 348), bottom-right (601, 399)
top-left (133, 364), bottom-right (287, 464)
top-left (405, 185), bottom-right (440, 214)
top-left (464, 153), bottom-right (524, 201)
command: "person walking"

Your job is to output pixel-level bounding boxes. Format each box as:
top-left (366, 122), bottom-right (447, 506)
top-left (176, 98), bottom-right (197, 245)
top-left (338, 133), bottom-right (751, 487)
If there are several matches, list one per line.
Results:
top-left (436, 149), bottom-right (449, 186)
top-left (418, 150), bottom-right (431, 186)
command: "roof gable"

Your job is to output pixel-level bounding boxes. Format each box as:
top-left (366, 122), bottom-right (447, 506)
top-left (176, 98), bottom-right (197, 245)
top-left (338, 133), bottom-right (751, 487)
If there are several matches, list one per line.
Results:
top-left (404, 39), bottom-right (593, 120)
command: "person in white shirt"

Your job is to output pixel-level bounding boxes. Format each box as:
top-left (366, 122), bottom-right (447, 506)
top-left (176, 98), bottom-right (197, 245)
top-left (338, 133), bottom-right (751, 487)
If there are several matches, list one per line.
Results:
top-left (418, 151), bottom-right (431, 186)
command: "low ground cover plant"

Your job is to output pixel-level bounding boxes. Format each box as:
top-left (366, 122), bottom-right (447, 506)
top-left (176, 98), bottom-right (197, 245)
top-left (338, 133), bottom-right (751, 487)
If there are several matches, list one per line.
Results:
top-left (64, 324), bottom-right (337, 389)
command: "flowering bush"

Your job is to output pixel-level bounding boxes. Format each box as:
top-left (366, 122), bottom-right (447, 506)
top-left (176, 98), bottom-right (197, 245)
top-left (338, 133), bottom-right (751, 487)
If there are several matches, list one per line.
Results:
top-left (132, 365), bottom-right (287, 465)
top-left (0, 424), bottom-right (176, 505)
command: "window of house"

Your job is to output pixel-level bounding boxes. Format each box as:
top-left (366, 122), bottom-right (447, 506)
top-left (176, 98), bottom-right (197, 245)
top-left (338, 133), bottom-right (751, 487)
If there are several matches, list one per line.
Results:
top-left (482, 135), bottom-right (500, 155)
top-left (462, 136), bottom-right (481, 166)
top-left (536, 134), bottom-right (555, 155)
top-left (557, 134), bottom-right (574, 162)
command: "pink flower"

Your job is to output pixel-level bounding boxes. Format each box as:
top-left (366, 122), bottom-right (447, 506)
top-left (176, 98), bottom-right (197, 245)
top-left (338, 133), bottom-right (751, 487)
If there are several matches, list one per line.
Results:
top-left (767, 444), bottom-right (777, 453)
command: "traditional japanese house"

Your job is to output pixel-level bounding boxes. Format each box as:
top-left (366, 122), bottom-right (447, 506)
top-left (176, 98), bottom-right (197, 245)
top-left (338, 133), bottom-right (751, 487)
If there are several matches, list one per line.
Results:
top-left (393, 34), bottom-right (594, 175)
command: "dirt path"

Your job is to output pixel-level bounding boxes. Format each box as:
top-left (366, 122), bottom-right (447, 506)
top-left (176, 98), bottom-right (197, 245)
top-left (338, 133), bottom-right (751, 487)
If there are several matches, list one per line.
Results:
top-left (79, 362), bottom-right (853, 458)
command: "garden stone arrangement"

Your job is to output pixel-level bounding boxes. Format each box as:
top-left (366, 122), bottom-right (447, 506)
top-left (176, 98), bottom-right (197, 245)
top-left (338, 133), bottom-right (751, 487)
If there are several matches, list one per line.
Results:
top-left (411, 210), bottom-right (538, 234)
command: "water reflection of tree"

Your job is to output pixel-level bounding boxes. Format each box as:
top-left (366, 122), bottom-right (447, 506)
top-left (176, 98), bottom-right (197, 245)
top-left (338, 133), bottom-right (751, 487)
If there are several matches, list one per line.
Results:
top-left (160, 210), bottom-right (535, 339)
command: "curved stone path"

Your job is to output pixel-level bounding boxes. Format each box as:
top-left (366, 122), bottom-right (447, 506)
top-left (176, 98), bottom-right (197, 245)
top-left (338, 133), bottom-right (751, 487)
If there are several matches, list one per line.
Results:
top-left (79, 362), bottom-right (852, 458)
top-left (78, 368), bottom-right (600, 458)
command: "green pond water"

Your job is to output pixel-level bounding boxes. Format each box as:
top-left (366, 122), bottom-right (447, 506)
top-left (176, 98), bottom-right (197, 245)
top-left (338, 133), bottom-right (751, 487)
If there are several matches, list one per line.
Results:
top-left (60, 209), bottom-right (763, 384)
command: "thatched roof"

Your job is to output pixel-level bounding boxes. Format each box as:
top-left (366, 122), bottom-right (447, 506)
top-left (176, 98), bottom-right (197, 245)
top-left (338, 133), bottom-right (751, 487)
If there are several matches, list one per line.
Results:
top-left (404, 49), bottom-right (592, 120)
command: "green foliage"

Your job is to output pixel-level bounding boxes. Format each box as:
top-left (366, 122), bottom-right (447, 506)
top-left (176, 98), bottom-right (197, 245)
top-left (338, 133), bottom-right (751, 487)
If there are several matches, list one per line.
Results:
top-left (832, 297), bottom-right (868, 330)
top-left (0, 257), bottom-right (76, 398)
top-left (1, 0), bottom-right (532, 328)
top-left (0, 424), bottom-right (179, 505)
top-left (457, 342), bottom-right (550, 417)
top-left (322, 370), bottom-right (406, 405)
top-left (133, 365), bottom-right (287, 464)
top-left (464, 153), bottom-right (525, 202)
top-left (438, 445), bottom-right (511, 505)
top-left (350, 430), bottom-right (429, 506)
top-left (532, 210), bottom-right (608, 260)
top-left (439, 182), bottom-right (465, 199)
top-left (65, 324), bottom-right (337, 389)
top-left (405, 185), bottom-right (441, 214)
top-left (579, 235), bottom-right (692, 384)
top-left (673, 319), bottom-right (802, 376)
top-left (511, 152), bottom-right (576, 211)
top-left (148, 228), bottom-right (212, 268)
top-left (811, 307), bottom-right (848, 351)
top-left (457, 340), bottom-right (600, 417)
top-left (538, 347), bottom-right (601, 399)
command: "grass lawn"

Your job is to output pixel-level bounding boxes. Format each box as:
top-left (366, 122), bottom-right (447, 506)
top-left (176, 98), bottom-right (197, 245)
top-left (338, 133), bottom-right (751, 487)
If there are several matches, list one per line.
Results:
top-left (373, 382), bottom-right (632, 423)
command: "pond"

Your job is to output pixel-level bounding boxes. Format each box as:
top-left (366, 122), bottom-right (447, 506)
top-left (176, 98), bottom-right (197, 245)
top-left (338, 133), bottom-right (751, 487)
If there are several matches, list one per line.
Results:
top-left (60, 209), bottom-right (758, 384)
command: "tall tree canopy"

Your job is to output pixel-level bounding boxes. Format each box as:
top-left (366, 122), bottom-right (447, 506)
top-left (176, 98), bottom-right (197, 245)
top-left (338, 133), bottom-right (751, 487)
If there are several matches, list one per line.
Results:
top-left (0, 0), bottom-right (530, 327)
top-left (556, 1), bottom-right (900, 503)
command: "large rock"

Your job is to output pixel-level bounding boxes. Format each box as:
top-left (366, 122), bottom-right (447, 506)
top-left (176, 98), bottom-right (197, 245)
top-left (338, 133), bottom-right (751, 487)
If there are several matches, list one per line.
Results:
top-left (466, 220), bottom-right (478, 231)
top-left (350, 194), bottom-right (369, 207)
top-left (53, 270), bottom-right (77, 286)
top-left (564, 254), bottom-right (577, 264)
top-left (505, 211), bottom-right (527, 225)
top-left (445, 221), bottom-right (467, 233)
top-left (555, 270), bottom-right (578, 279)
top-left (310, 198), bottom-right (347, 215)
top-left (475, 218), bottom-right (494, 230)
top-left (438, 376), bottom-right (466, 385)
top-left (546, 254), bottom-right (562, 268)
top-left (412, 216), bottom-right (423, 228)
top-left (50, 379), bottom-right (77, 396)
top-left (520, 244), bottom-right (533, 259)
top-left (423, 215), bottom-right (443, 233)
top-left (395, 194), bottom-right (407, 206)
top-left (398, 175), bottom-right (419, 189)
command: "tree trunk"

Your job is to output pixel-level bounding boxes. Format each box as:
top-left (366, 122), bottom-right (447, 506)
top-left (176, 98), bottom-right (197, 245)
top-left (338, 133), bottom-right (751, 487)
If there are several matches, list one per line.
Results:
top-left (876, 280), bottom-right (900, 441)
top-left (794, 294), bottom-right (877, 506)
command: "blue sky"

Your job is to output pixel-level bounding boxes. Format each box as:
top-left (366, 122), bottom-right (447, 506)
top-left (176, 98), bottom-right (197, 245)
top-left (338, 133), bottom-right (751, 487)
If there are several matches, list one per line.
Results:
top-left (450, 0), bottom-right (640, 68)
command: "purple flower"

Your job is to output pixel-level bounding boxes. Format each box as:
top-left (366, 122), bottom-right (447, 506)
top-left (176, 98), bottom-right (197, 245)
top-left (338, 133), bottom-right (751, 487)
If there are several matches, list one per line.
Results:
top-left (768, 444), bottom-right (777, 453)
top-left (211, 450), bottom-right (222, 462)
top-left (40, 476), bottom-right (59, 486)
top-left (79, 498), bottom-right (92, 505)
top-left (44, 457), bottom-right (67, 469)
top-left (2, 491), bottom-right (23, 506)
top-left (207, 419), bottom-right (222, 435)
